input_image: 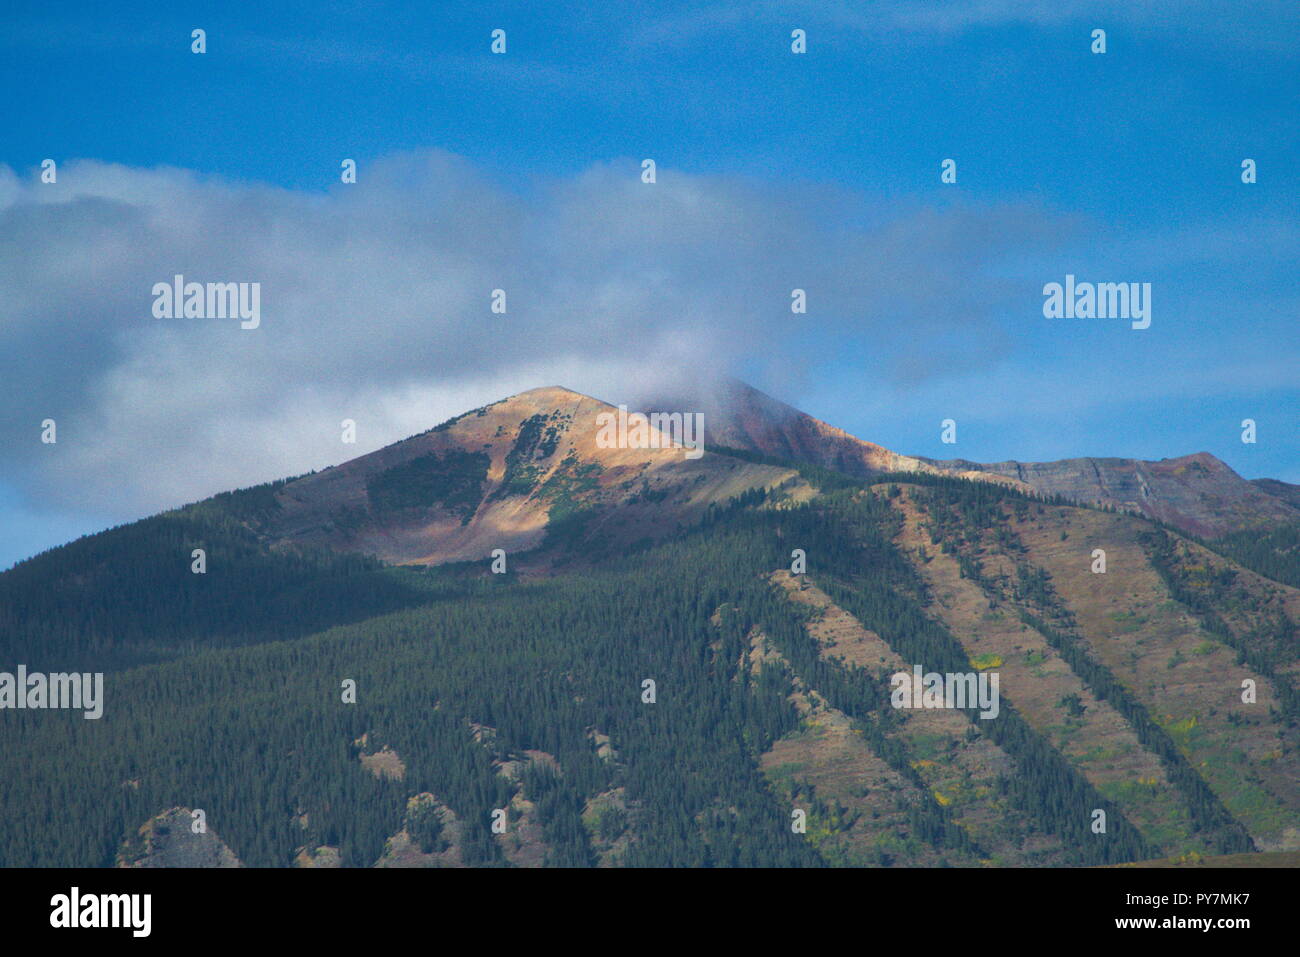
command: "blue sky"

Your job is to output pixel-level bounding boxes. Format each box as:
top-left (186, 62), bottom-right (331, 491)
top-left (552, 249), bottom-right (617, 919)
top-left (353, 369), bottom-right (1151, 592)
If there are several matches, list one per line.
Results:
top-left (1, 0), bottom-right (1297, 568)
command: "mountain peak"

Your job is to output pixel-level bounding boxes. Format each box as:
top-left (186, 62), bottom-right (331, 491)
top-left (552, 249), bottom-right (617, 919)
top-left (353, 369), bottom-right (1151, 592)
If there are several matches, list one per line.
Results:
top-left (257, 379), bottom-right (800, 566)
top-left (505, 385), bottom-right (598, 405)
top-left (640, 376), bottom-right (957, 480)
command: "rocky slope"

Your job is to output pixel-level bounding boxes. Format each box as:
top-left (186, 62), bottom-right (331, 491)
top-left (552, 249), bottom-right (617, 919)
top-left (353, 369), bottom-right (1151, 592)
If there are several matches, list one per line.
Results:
top-left (117, 808), bottom-right (241, 868)
top-left (260, 386), bottom-right (801, 565)
top-left (919, 452), bottom-right (1299, 538)
top-left (641, 378), bottom-right (1005, 484)
top-left (643, 378), bottom-right (1296, 539)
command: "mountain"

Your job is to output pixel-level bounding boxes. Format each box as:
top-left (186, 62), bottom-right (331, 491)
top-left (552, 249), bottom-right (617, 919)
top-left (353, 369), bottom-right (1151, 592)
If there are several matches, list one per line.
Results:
top-left (918, 452), bottom-right (1300, 539)
top-left (641, 377), bottom-right (1011, 486)
top-left (1, 379), bottom-right (1297, 869)
top-left (49, 378), bottom-right (1271, 583)
top-left (258, 385), bottom-right (801, 566)
top-left (644, 378), bottom-right (1298, 540)
top-left (1254, 477), bottom-right (1300, 511)
top-left (0, 384), bottom-right (802, 667)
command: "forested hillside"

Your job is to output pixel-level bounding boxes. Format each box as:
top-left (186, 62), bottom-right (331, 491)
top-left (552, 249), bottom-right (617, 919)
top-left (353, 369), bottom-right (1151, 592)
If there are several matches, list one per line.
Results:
top-left (1, 461), bottom-right (1295, 867)
top-left (0, 482), bottom-right (429, 671)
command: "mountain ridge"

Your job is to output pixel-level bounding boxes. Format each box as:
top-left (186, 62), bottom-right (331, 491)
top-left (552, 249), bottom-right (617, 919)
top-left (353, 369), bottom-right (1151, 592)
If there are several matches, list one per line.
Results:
top-left (917, 449), bottom-right (1299, 538)
top-left (182, 378), bottom-right (1300, 564)
top-left (640, 377), bottom-right (1296, 538)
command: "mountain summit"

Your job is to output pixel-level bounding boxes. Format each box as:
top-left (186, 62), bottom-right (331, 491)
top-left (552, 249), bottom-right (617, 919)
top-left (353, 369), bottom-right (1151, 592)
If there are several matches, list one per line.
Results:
top-left (259, 385), bottom-right (800, 566)
top-left (242, 379), bottom-right (1300, 566)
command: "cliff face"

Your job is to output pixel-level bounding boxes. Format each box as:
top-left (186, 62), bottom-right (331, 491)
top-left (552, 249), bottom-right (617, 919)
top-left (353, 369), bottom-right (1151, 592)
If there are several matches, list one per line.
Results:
top-left (918, 451), bottom-right (1299, 538)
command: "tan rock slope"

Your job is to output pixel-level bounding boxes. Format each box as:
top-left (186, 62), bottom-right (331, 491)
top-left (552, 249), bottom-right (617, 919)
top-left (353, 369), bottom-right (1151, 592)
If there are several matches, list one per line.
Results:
top-left (261, 386), bottom-right (800, 565)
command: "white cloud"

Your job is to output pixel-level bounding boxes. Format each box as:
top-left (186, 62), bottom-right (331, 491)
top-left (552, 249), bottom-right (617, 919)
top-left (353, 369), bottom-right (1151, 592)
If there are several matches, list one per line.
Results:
top-left (0, 151), bottom-right (1065, 519)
